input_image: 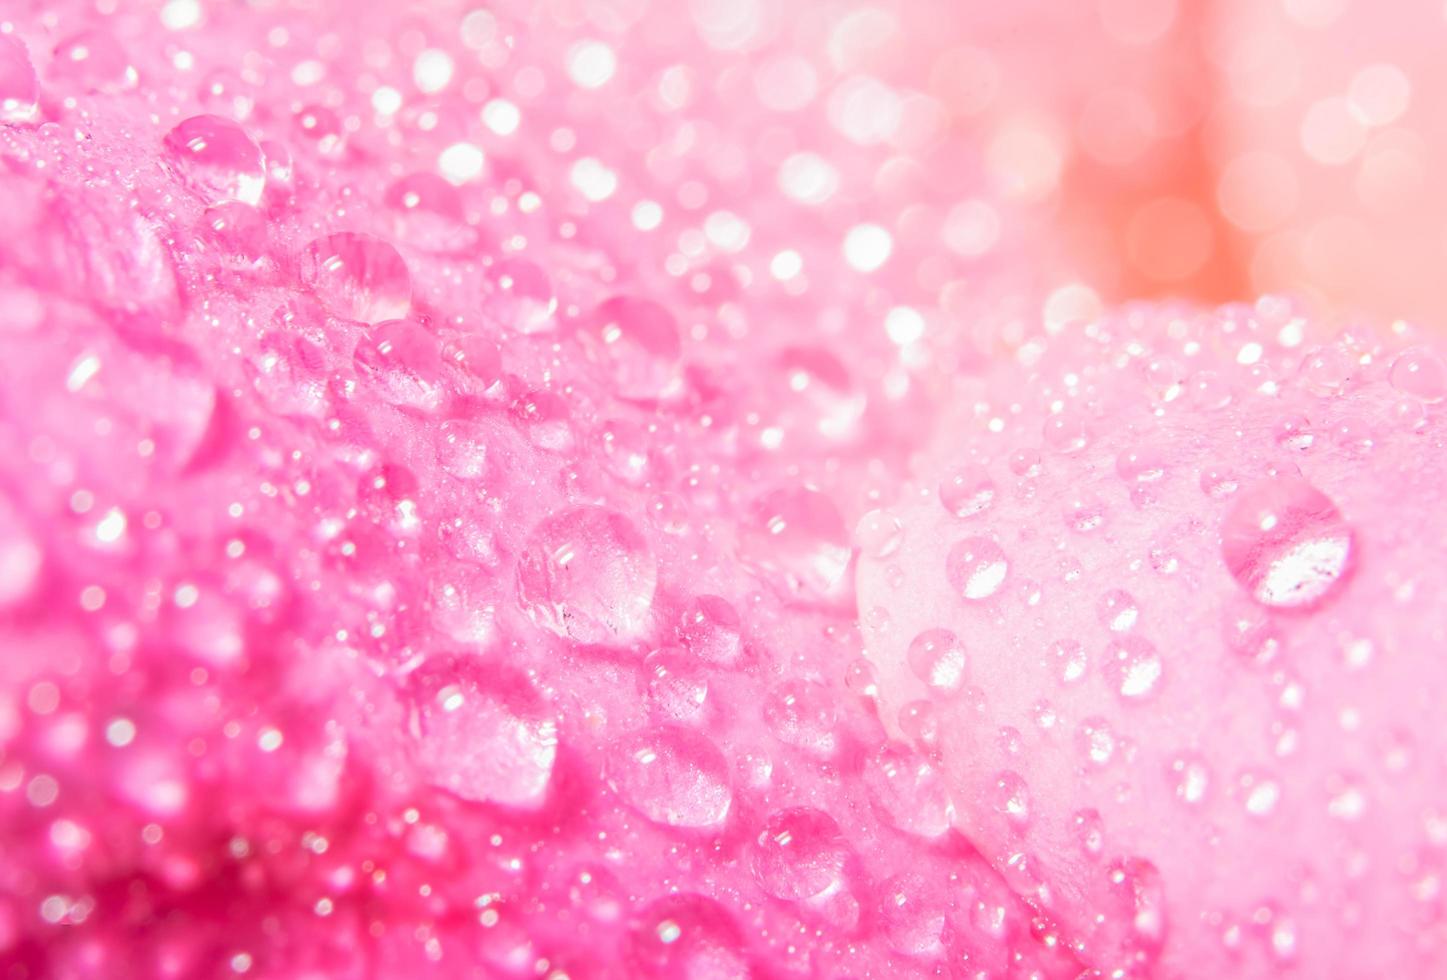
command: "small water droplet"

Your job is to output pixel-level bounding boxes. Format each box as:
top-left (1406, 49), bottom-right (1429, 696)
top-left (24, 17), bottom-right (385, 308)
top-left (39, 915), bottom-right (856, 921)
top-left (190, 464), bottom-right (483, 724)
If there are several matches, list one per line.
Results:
top-left (490, 257), bottom-right (557, 334)
top-left (1116, 447), bottom-right (1167, 484)
top-left (1389, 346), bottom-right (1447, 402)
top-left (1221, 474), bottom-right (1355, 610)
top-left (1097, 589), bottom-right (1139, 632)
top-left (677, 594), bottom-right (743, 665)
top-left (863, 742), bottom-right (953, 838)
top-left (1102, 636), bottom-right (1163, 699)
top-left (300, 232), bottom-right (411, 325)
top-left (580, 295), bottom-right (681, 400)
top-left (763, 680), bottom-right (837, 756)
top-left (938, 464), bottom-right (996, 518)
top-left (353, 318), bottom-right (444, 412)
top-left (1077, 717), bottom-right (1116, 767)
top-left (1298, 344), bottom-right (1357, 396)
top-left (1042, 413), bottom-right (1090, 454)
top-left (643, 648), bottom-right (709, 725)
top-left (163, 114), bottom-right (266, 205)
top-left (1051, 639), bottom-right (1088, 685)
top-left (854, 509), bottom-right (903, 558)
top-left (1241, 771), bottom-right (1281, 817)
top-left (1168, 753), bottom-right (1211, 805)
top-left (516, 506), bottom-right (657, 645)
top-left (906, 628), bottom-right (967, 695)
top-left (1074, 808), bottom-right (1105, 857)
top-left (511, 389), bottom-right (575, 453)
top-left (994, 770), bottom-right (1031, 828)
top-left (946, 536), bottom-right (1009, 601)
top-left (608, 726), bottom-right (732, 829)
top-left (1273, 414), bottom-right (1315, 452)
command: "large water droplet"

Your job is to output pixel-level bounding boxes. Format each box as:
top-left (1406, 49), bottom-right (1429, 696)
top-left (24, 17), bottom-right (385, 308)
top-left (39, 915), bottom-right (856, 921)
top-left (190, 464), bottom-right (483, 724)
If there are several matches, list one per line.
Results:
top-left (740, 488), bottom-right (851, 604)
top-left (863, 742), bottom-right (953, 838)
top-left (608, 726), bottom-right (732, 829)
top-left (581, 295), bottom-right (681, 400)
top-left (677, 595), bottom-right (743, 665)
top-left (407, 657), bottom-right (557, 810)
top-left (516, 505), bottom-right (657, 645)
top-left (300, 232), bottom-right (412, 325)
top-left (163, 114), bottom-right (266, 205)
top-left (626, 895), bottom-right (749, 979)
top-left (946, 536), bottom-right (1009, 601)
top-left (52, 30), bottom-right (135, 92)
top-left (906, 628), bottom-right (967, 695)
top-left (877, 872), bottom-right (947, 957)
top-left (1221, 474), bottom-right (1355, 610)
top-left (353, 318), bottom-right (444, 412)
top-left (1389, 346), bottom-right (1447, 402)
top-left (0, 36), bottom-right (38, 124)
top-left (752, 807), bottom-right (847, 901)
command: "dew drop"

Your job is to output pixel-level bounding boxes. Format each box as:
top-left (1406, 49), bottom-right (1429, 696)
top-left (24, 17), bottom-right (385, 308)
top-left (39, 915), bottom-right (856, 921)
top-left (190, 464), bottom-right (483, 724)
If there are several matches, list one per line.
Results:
top-left (353, 318), bottom-right (444, 412)
top-left (1096, 589), bottom-right (1139, 632)
top-left (994, 770), bottom-right (1031, 828)
top-left (938, 464), bottom-right (996, 518)
top-left (1051, 638), bottom-right (1088, 685)
top-left (511, 389), bottom-right (576, 453)
top-left (878, 872), bottom-right (947, 958)
top-left (300, 232), bottom-right (412, 325)
top-left (1116, 447), bottom-right (1167, 484)
top-left (1077, 717), bottom-right (1116, 767)
top-left (1389, 346), bottom-right (1447, 402)
top-left (762, 680), bottom-right (838, 756)
top-left (52, 30), bottom-right (135, 92)
top-left (383, 172), bottom-right (474, 253)
top-left (490, 257), bottom-right (557, 334)
top-left (643, 648), bottom-right (710, 725)
top-left (163, 114), bottom-right (266, 205)
top-left (740, 488), bottom-right (851, 604)
top-left (1221, 474), bottom-right (1355, 610)
top-left (516, 506), bottom-right (658, 645)
top-left (407, 658), bottom-right (557, 810)
top-left (608, 726), bottom-right (732, 829)
top-left (862, 742), bottom-right (953, 838)
top-left (854, 509), bottom-right (903, 558)
top-left (677, 594), bottom-right (743, 665)
top-left (580, 295), bottom-right (682, 401)
top-left (1241, 771), bottom-right (1281, 817)
top-left (752, 807), bottom-right (847, 901)
top-left (0, 36), bottom-right (38, 124)
top-left (626, 895), bottom-right (748, 979)
top-left (946, 536), bottom-right (1008, 601)
top-left (1102, 636), bottom-right (1163, 699)
top-left (1074, 808), bottom-right (1105, 857)
top-left (906, 628), bottom-right (967, 695)
top-left (1168, 753), bottom-right (1211, 806)
top-left (1042, 413), bottom-right (1090, 454)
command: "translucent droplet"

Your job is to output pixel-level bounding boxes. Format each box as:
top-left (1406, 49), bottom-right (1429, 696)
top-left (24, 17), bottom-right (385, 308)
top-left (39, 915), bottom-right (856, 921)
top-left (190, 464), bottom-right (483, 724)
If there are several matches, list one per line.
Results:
top-left (511, 389), bottom-right (575, 453)
top-left (1116, 447), bottom-right (1167, 484)
top-left (1077, 717), bottom-right (1116, 767)
top-left (1240, 771), bottom-right (1281, 817)
top-left (994, 771), bottom-right (1031, 828)
top-left (353, 318), bottom-right (444, 412)
top-left (384, 172), bottom-right (474, 253)
top-left (877, 872), bottom-right (947, 957)
top-left (490, 257), bottom-right (557, 334)
top-left (0, 36), bottom-right (38, 123)
top-left (608, 726), bottom-right (732, 829)
top-left (626, 895), bottom-right (747, 979)
top-left (440, 332), bottom-right (502, 389)
top-left (740, 488), bottom-right (851, 604)
top-left (643, 648), bottom-right (709, 725)
top-left (1168, 754), bottom-right (1211, 806)
top-left (1199, 466), bottom-right (1240, 499)
top-left (899, 701), bottom-right (940, 748)
top-left (1389, 346), bottom-right (1447, 402)
top-left (1107, 858), bottom-right (1167, 952)
top-left (854, 509), bottom-right (903, 558)
top-left (763, 680), bottom-right (837, 756)
top-left (163, 114), bottom-right (266, 205)
top-left (300, 233), bottom-right (411, 325)
top-left (1273, 414), bottom-right (1314, 452)
top-left (516, 506), bottom-right (657, 645)
top-left (1298, 344), bottom-right (1357, 396)
top-left (1102, 636), bottom-right (1163, 699)
top-left (752, 807), bottom-right (847, 901)
top-left (408, 658), bottom-right (557, 810)
top-left (434, 419), bottom-right (494, 481)
top-left (52, 30), bottom-right (136, 92)
top-left (1074, 808), bottom-right (1105, 857)
top-left (1052, 639), bottom-right (1088, 684)
top-left (201, 200), bottom-right (267, 258)
top-left (677, 594), bottom-right (743, 665)
top-left (906, 628), bottom-right (967, 695)
top-left (580, 295), bottom-right (681, 400)
top-left (1221, 474), bottom-right (1355, 610)
top-left (863, 742), bottom-right (953, 838)
top-left (1097, 589), bottom-right (1139, 632)
top-left (946, 536), bottom-right (1008, 601)
top-left (938, 464), bottom-right (996, 518)
top-left (1220, 600), bottom-right (1284, 666)
top-left (1042, 412), bottom-right (1090, 454)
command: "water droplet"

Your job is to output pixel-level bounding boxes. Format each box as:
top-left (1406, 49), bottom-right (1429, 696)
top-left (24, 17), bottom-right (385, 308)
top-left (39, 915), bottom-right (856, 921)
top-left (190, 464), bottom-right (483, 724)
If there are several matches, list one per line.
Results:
top-left (877, 872), bottom-right (947, 957)
top-left (938, 464), bottom-right (996, 518)
top-left (580, 295), bottom-right (681, 400)
top-left (1221, 474), bottom-right (1355, 610)
top-left (0, 36), bottom-right (38, 123)
top-left (676, 594), bottom-right (743, 665)
top-left (1077, 717), bottom-right (1116, 767)
top-left (994, 770), bottom-right (1031, 828)
top-left (300, 233), bottom-right (411, 325)
top-left (1097, 589), bottom-right (1139, 632)
top-left (1107, 858), bottom-right (1167, 952)
top-left (511, 389), bottom-right (575, 453)
top-left (1389, 346), bottom-right (1447, 402)
top-left (740, 488), bottom-right (851, 604)
top-left (1042, 412), bottom-right (1090, 454)
top-left (1240, 771), bottom-right (1281, 817)
top-left (608, 726), bottom-right (732, 829)
top-left (643, 648), bottom-right (710, 725)
top-left (854, 509), bottom-right (903, 558)
top-left (626, 895), bottom-right (748, 979)
top-left (752, 807), bottom-right (847, 901)
top-left (899, 701), bottom-right (940, 747)
top-left (1199, 466), bottom-right (1240, 499)
top-left (163, 114), bottom-right (266, 206)
top-left (907, 628), bottom-right (967, 695)
top-left (516, 506), bottom-right (657, 645)
top-left (353, 318), bottom-right (444, 412)
top-left (763, 680), bottom-right (837, 756)
top-left (384, 172), bottom-right (474, 253)
top-left (1168, 753), bottom-right (1211, 805)
top-left (1074, 808), bottom-right (1105, 857)
top-left (1052, 639), bottom-right (1088, 685)
top-left (1298, 344), bottom-right (1357, 396)
top-left (1116, 447), bottom-right (1167, 484)
top-left (407, 657), bottom-right (557, 810)
top-left (844, 657), bottom-right (878, 697)
top-left (1009, 447), bottom-right (1042, 476)
top-left (1273, 414), bottom-right (1315, 452)
top-left (863, 742), bottom-right (953, 837)
top-left (946, 536), bottom-right (1008, 601)
top-left (1220, 600), bottom-right (1284, 666)
top-left (1102, 636), bottom-right (1163, 699)
top-left (52, 31), bottom-right (135, 92)
top-left (490, 257), bottom-right (557, 334)
top-left (440, 332), bottom-right (502, 389)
